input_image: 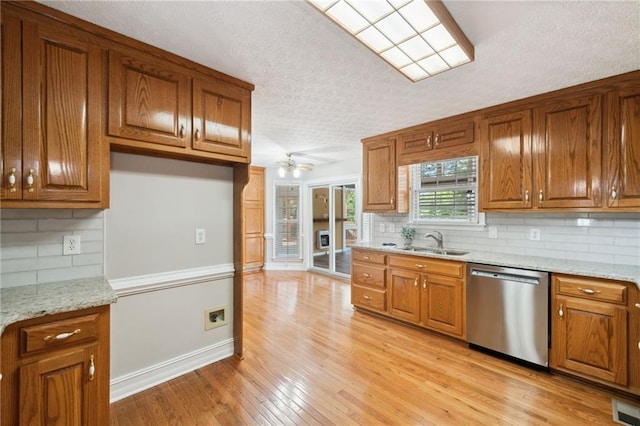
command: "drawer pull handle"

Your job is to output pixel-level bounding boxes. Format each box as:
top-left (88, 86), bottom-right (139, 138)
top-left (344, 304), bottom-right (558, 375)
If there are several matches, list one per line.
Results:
top-left (26, 169), bottom-right (35, 193)
top-left (43, 328), bottom-right (81, 342)
top-left (179, 124), bottom-right (186, 138)
top-left (8, 167), bottom-right (17, 192)
top-left (611, 187), bottom-right (617, 199)
top-left (362, 273), bottom-right (372, 278)
top-left (195, 128), bottom-right (201, 140)
top-left (89, 355), bottom-right (95, 381)
top-left (363, 256), bottom-right (371, 260)
top-left (524, 190), bottom-right (529, 202)
top-left (559, 304), bottom-right (564, 319)
top-left (362, 295), bottom-right (373, 300)
top-left (414, 277), bottom-right (418, 287)
top-left (415, 264), bottom-right (425, 268)
top-left (539, 190), bottom-right (543, 202)
top-left (423, 279), bottom-right (427, 289)
top-left (635, 303), bottom-right (640, 309)
top-left (578, 288), bottom-right (600, 295)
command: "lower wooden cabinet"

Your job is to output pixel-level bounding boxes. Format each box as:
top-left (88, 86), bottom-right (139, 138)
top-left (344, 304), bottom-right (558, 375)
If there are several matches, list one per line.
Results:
top-left (550, 274), bottom-right (633, 390)
top-left (1, 305), bottom-right (110, 426)
top-left (351, 249), bottom-right (466, 340)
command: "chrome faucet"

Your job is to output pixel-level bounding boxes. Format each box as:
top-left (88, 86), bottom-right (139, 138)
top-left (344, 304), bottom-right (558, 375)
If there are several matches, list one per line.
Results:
top-left (424, 231), bottom-right (444, 249)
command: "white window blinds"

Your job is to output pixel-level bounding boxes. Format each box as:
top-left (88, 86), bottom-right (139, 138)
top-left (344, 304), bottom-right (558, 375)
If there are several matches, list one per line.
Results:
top-left (274, 183), bottom-right (301, 259)
top-left (411, 156), bottom-right (478, 223)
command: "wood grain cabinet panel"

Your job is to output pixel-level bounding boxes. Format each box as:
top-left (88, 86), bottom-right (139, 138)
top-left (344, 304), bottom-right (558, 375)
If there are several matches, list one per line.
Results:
top-left (606, 85), bottom-right (640, 208)
top-left (192, 78), bottom-right (250, 159)
top-left (388, 268), bottom-right (421, 323)
top-left (241, 166), bottom-right (264, 272)
top-left (363, 138), bottom-right (397, 212)
top-left (1, 10), bottom-right (108, 207)
top-left (533, 93), bottom-right (602, 209)
top-left (397, 118), bottom-right (476, 165)
top-left (480, 110), bottom-right (533, 209)
top-left (551, 275), bottom-right (629, 388)
top-left (421, 274), bottom-right (464, 337)
top-left (1, 306), bottom-right (110, 426)
top-left (109, 49), bottom-right (190, 148)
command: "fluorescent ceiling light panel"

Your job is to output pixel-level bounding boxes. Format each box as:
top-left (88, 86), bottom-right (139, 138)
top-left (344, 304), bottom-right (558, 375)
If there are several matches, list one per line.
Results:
top-left (327, 1), bottom-right (369, 33)
top-left (399, 35), bottom-right (435, 61)
top-left (358, 26), bottom-right (394, 52)
top-left (381, 46), bottom-right (412, 68)
top-left (399, 0), bottom-right (439, 32)
top-left (308, 0), bottom-right (474, 82)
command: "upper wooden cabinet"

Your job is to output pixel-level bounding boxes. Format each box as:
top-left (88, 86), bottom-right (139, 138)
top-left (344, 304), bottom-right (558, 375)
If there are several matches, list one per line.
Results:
top-left (533, 93), bottom-right (602, 209)
top-left (108, 48), bottom-right (251, 163)
top-left (606, 84), bottom-right (640, 208)
top-left (241, 166), bottom-right (265, 272)
top-left (481, 93), bottom-right (606, 211)
top-left (480, 110), bottom-right (533, 209)
top-left (397, 117), bottom-right (476, 166)
top-left (362, 138), bottom-right (397, 212)
top-left (108, 49), bottom-right (191, 148)
top-left (1, 10), bottom-right (108, 208)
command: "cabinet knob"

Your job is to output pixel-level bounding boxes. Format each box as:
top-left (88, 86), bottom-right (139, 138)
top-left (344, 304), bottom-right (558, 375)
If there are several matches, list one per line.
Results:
top-left (634, 303), bottom-right (640, 309)
top-left (179, 124), bottom-right (186, 138)
top-left (26, 169), bottom-right (35, 193)
top-left (524, 190), bottom-right (529, 202)
top-left (611, 187), bottom-right (617, 199)
top-left (558, 303), bottom-right (564, 318)
top-left (89, 355), bottom-right (95, 381)
top-left (538, 190), bottom-right (543, 202)
top-left (7, 167), bottom-right (17, 192)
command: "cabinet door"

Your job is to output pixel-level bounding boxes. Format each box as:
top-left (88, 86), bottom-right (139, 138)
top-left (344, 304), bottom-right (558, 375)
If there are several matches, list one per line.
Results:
top-left (21, 21), bottom-right (104, 202)
top-left (388, 268), bottom-right (421, 323)
top-left (1, 14), bottom-right (23, 200)
top-left (606, 86), bottom-right (640, 208)
top-left (363, 138), bottom-right (397, 212)
top-left (480, 110), bottom-right (533, 209)
top-left (433, 119), bottom-right (474, 150)
top-left (421, 275), bottom-right (464, 338)
top-left (108, 49), bottom-right (190, 148)
top-left (397, 130), bottom-right (433, 160)
top-left (19, 346), bottom-right (97, 426)
top-left (534, 93), bottom-right (602, 208)
top-left (192, 78), bottom-right (251, 159)
top-left (552, 296), bottom-right (627, 385)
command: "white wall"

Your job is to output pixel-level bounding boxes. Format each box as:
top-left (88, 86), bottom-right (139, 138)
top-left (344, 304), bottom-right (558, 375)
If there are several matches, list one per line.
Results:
top-left (373, 212), bottom-right (640, 266)
top-left (0, 209), bottom-right (104, 288)
top-left (106, 152), bottom-right (235, 400)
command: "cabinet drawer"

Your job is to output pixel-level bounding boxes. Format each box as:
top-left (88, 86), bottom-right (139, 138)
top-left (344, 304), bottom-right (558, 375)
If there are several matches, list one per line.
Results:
top-left (389, 256), bottom-right (464, 278)
top-left (21, 313), bottom-right (100, 355)
top-left (352, 263), bottom-right (386, 288)
top-left (555, 275), bottom-right (627, 304)
top-left (352, 250), bottom-right (386, 265)
top-left (352, 285), bottom-right (386, 312)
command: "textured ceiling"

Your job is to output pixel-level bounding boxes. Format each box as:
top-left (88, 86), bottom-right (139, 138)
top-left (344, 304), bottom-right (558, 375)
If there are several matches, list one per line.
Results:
top-left (40, 1), bottom-right (640, 169)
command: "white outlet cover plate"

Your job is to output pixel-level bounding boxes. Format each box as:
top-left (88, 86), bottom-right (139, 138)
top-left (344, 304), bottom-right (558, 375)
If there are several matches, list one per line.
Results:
top-left (63, 235), bottom-right (81, 255)
top-left (195, 228), bottom-right (206, 244)
top-left (488, 226), bottom-right (498, 239)
top-left (529, 229), bottom-right (541, 241)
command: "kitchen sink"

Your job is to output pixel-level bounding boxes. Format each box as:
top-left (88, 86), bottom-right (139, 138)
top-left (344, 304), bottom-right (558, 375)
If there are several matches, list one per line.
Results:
top-left (398, 247), bottom-right (469, 256)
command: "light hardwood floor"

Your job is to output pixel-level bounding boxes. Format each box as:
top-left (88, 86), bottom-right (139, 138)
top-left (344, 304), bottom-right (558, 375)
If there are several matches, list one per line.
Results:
top-left (111, 271), bottom-right (627, 425)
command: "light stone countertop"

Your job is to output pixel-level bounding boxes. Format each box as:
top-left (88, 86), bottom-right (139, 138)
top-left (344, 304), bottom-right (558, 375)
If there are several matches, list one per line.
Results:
top-left (0, 276), bottom-right (117, 334)
top-left (353, 243), bottom-right (640, 289)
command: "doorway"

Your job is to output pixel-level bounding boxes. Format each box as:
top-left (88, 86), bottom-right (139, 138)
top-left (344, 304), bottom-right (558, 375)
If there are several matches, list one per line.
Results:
top-left (310, 183), bottom-right (358, 276)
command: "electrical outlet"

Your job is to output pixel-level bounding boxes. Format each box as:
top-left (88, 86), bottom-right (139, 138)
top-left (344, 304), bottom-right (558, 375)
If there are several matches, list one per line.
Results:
top-left (63, 235), bottom-right (81, 255)
top-left (195, 228), bottom-right (206, 244)
top-left (488, 226), bottom-right (498, 239)
top-left (204, 307), bottom-right (227, 330)
top-left (529, 229), bottom-right (541, 241)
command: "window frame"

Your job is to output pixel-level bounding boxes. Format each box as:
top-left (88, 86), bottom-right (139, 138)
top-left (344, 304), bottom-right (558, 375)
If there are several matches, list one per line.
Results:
top-left (273, 181), bottom-right (303, 260)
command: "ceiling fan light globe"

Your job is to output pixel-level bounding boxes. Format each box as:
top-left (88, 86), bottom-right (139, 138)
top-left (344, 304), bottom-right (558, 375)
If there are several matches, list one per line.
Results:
top-left (278, 166), bottom-right (286, 178)
top-left (293, 168), bottom-right (301, 178)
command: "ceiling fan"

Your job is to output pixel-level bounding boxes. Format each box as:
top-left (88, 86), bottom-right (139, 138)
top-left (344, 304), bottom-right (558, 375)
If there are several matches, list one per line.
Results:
top-left (277, 153), bottom-right (313, 178)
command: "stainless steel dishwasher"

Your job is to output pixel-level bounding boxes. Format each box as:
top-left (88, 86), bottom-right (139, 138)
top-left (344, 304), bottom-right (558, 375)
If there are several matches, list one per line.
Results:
top-left (466, 263), bottom-right (549, 367)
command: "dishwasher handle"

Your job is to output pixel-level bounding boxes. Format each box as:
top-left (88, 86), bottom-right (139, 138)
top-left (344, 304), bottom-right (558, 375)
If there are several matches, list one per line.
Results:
top-left (471, 269), bottom-right (540, 285)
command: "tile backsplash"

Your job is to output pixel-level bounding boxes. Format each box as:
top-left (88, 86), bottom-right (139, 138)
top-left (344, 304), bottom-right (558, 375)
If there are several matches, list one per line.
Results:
top-left (372, 212), bottom-right (640, 267)
top-left (0, 209), bottom-right (104, 288)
